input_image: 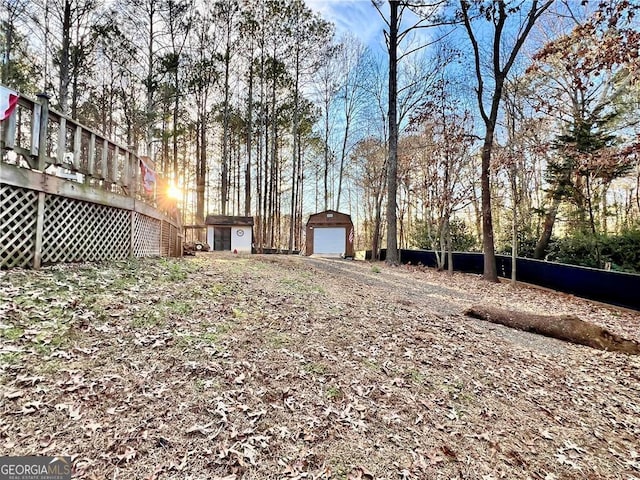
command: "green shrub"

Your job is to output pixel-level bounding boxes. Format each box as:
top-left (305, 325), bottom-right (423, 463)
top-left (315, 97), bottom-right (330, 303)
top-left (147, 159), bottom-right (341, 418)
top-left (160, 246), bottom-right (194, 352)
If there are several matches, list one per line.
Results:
top-left (547, 230), bottom-right (640, 273)
top-left (411, 219), bottom-right (478, 252)
top-left (546, 233), bottom-right (601, 268)
top-left (601, 230), bottom-right (640, 273)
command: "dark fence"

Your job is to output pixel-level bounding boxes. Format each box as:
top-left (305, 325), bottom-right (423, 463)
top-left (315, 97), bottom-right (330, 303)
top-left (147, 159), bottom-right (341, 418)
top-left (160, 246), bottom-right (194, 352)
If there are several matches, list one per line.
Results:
top-left (369, 249), bottom-right (640, 311)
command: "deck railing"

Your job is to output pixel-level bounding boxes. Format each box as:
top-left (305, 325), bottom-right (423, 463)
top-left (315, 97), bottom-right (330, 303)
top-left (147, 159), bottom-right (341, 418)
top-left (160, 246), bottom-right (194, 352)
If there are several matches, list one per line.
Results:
top-left (1, 89), bottom-right (182, 269)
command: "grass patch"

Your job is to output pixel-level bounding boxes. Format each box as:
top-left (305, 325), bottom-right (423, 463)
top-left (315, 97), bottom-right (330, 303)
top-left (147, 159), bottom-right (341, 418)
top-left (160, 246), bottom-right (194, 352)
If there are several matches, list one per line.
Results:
top-left (371, 265), bottom-right (381, 274)
top-left (111, 276), bottom-right (137, 291)
top-left (176, 323), bottom-right (233, 348)
top-left (193, 378), bottom-right (206, 392)
top-left (304, 362), bottom-right (327, 375)
top-left (440, 379), bottom-right (474, 403)
top-left (166, 300), bottom-right (193, 315)
top-left (37, 359), bottom-right (64, 374)
top-left (232, 308), bottom-right (247, 319)
top-left (266, 332), bottom-right (290, 348)
top-left (0, 352), bottom-right (23, 365)
top-left (210, 283), bottom-right (234, 297)
top-left (131, 310), bottom-right (165, 328)
top-left (362, 359), bottom-right (380, 371)
top-left (162, 260), bottom-right (189, 282)
top-left (212, 323), bottom-right (232, 336)
top-left (326, 385), bottom-right (344, 401)
top-left (408, 369), bottom-right (425, 385)
top-left (2, 327), bottom-right (25, 341)
top-left (279, 277), bottom-right (325, 295)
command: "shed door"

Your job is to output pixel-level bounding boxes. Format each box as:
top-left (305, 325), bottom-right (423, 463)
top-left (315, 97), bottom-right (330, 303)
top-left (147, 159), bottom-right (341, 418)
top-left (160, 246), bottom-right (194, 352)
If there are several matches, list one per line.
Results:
top-left (313, 227), bottom-right (345, 255)
top-left (213, 227), bottom-right (231, 251)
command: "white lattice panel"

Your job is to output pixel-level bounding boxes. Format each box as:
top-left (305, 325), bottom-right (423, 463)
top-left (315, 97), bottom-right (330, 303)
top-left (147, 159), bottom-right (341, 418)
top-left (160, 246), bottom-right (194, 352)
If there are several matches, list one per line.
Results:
top-left (133, 213), bottom-right (161, 257)
top-left (1, 185), bottom-right (38, 268)
top-left (42, 195), bottom-right (131, 264)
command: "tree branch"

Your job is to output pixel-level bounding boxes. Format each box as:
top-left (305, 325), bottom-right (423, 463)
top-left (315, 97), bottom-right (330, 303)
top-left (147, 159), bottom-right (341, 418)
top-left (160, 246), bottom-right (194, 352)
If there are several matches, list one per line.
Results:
top-left (372, 0), bottom-right (391, 29)
top-left (460, 0), bottom-right (489, 126)
top-left (397, 28), bottom-right (454, 61)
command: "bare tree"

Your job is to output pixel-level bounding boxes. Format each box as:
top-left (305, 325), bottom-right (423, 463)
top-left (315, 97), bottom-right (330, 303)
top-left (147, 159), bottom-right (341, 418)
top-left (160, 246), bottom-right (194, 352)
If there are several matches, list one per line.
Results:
top-left (312, 45), bottom-right (340, 211)
top-left (159, 0), bottom-right (192, 182)
top-left (373, 0), bottom-right (449, 265)
top-left (459, 0), bottom-right (553, 281)
top-left (352, 137), bottom-right (388, 260)
top-left (334, 35), bottom-right (367, 212)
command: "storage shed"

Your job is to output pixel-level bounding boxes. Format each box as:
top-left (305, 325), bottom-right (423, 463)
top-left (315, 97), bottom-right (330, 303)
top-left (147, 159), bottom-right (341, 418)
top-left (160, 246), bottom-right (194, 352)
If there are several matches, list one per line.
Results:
top-left (205, 215), bottom-right (253, 253)
top-left (305, 210), bottom-right (354, 257)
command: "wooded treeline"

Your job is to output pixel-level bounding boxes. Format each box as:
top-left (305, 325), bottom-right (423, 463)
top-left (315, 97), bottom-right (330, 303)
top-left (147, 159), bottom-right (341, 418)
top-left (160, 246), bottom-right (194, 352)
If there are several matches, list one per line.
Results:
top-left (2, 0), bottom-right (640, 269)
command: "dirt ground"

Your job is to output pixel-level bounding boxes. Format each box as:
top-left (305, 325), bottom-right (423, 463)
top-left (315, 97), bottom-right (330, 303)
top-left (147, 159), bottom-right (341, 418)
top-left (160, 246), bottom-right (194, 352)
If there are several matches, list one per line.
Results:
top-left (1, 253), bottom-right (639, 479)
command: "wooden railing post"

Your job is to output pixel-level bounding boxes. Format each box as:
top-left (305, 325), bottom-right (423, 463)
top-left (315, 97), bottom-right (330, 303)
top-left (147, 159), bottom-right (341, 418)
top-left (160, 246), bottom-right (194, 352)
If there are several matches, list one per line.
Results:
top-left (88, 133), bottom-right (96, 176)
top-left (131, 155), bottom-right (139, 197)
top-left (56, 117), bottom-right (66, 165)
top-left (35, 93), bottom-right (50, 171)
top-left (73, 125), bottom-right (82, 171)
top-left (101, 140), bottom-right (108, 181)
top-left (112, 146), bottom-right (119, 185)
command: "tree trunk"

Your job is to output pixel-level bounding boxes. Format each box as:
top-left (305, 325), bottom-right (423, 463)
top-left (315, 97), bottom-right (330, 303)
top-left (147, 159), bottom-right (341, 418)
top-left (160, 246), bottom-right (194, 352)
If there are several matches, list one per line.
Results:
top-left (460, 0), bottom-right (553, 280)
top-left (245, 59), bottom-right (253, 217)
top-left (173, 70), bottom-right (179, 181)
top-left (221, 34), bottom-right (232, 216)
top-left (584, 174), bottom-right (602, 267)
top-left (510, 162), bottom-right (518, 285)
top-left (386, 0), bottom-right (399, 265)
top-left (323, 99), bottom-right (330, 211)
top-left (446, 215), bottom-right (453, 275)
top-left (336, 108), bottom-right (350, 211)
top-left (2, 13), bottom-right (12, 85)
top-left (144, 0), bottom-right (156, 157)
top-left (601, 183), bottom-right (609, 234)
top-left (296, 138), bottom-right (304, 248)
top-left (195, 107), bottom-right (207, 225)
top-left (480, 135), bottom-right (497, 280)
top-left (289, 36), bottom-right (300, 253)
top-left (58, 0), bottom-right (71, 113)
top-left (465, 305), bottom-right (640, 355)
top-left (534, 192), bottom-right (562, 259)
top-left (256, 38), bottom-right (265, 251)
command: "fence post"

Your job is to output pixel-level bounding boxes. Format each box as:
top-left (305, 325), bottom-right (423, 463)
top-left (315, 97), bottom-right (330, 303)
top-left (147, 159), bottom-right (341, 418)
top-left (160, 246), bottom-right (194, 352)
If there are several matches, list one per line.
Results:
top-left (33, 192), bottom-right (46, 269)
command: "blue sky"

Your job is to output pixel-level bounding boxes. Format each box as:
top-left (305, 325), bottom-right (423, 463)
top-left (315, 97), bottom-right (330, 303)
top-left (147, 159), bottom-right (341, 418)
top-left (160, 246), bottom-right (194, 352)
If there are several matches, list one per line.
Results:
top-left (306, 0), bottom-right (387, 52)
top-left (306, 0), bottom-right (445, 59)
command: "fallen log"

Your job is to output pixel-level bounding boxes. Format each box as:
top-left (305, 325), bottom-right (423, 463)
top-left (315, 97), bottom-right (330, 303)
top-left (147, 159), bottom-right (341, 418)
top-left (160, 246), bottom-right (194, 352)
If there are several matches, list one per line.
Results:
top-left (464, 305), bottom-right (640, 355)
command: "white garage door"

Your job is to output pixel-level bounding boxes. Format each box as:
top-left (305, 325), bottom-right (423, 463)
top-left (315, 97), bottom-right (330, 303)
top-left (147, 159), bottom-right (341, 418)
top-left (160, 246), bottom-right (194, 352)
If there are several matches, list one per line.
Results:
top-left (313, 227), bottom-right (345, 255)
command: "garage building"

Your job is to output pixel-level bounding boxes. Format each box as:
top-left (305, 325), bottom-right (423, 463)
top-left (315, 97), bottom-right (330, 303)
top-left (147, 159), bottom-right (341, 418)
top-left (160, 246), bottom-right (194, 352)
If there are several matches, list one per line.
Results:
top-left (305, 210), bottom-right (354, 257)
top-left (205, 215), bottom-right (253, 253)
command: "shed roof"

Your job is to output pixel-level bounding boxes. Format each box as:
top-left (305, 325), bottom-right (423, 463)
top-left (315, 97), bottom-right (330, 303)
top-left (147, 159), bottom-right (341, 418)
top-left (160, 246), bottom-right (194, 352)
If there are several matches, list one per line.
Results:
top-left (307, 210), bottom-right (353, 224)
top-left (205, 215), bottom-right (254, 226)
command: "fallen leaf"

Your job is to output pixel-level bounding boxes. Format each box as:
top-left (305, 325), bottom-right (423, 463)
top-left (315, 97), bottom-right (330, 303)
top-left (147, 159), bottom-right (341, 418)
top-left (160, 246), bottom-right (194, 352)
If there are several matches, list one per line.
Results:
top-left (185, 422), bottom-right (218, 436)
top-left (116, 446), bottom-right (136, 463)
top-left (4, 390), bottom-right (24, 399)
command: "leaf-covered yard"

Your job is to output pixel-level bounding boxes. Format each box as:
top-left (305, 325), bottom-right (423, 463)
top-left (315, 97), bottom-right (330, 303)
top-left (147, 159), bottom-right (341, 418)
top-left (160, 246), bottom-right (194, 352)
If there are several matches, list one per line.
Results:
top-left (1, 254), bottom-right (639, 479)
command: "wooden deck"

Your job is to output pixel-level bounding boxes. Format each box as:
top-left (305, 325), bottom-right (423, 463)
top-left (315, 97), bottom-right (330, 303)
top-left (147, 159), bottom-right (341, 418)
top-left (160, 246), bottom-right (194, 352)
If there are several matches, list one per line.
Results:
top-left (1, 90), bottom-right (181, 269)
